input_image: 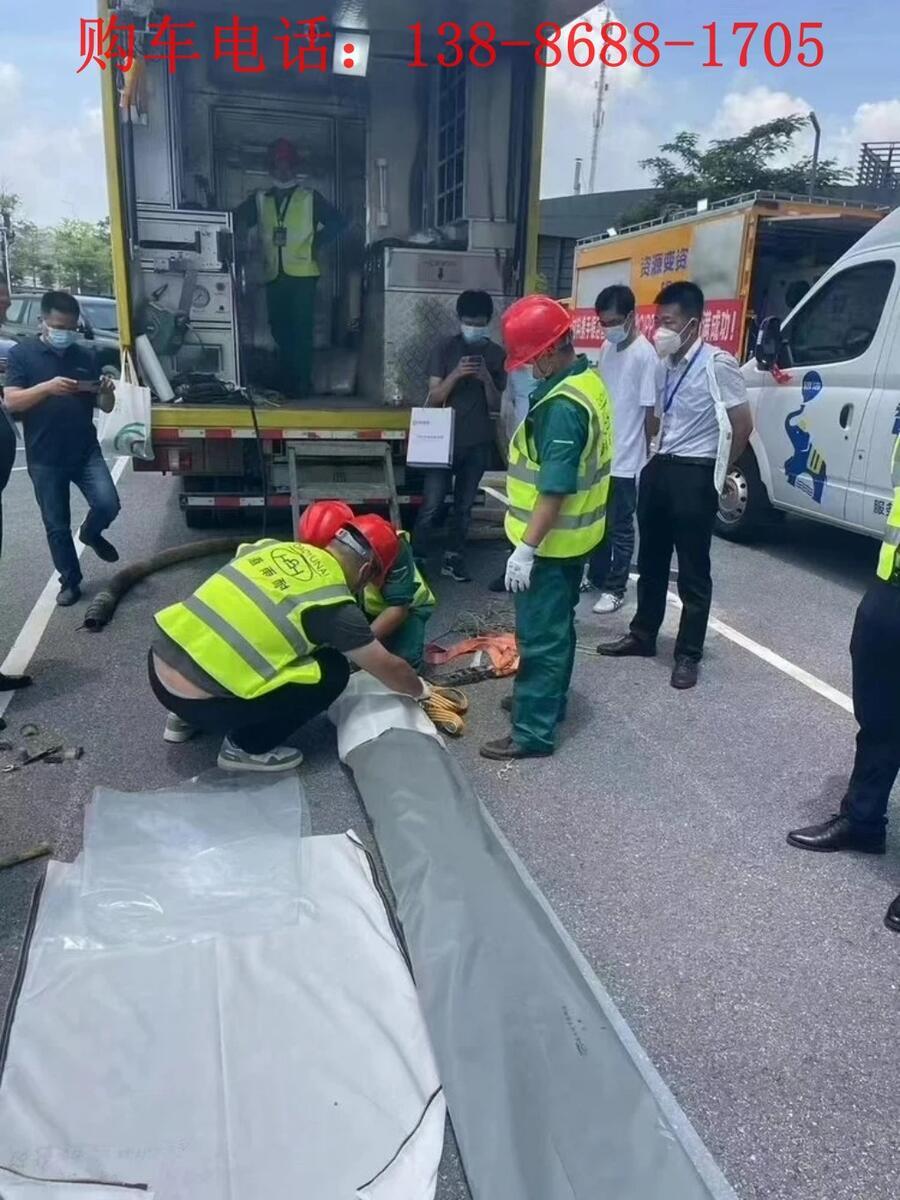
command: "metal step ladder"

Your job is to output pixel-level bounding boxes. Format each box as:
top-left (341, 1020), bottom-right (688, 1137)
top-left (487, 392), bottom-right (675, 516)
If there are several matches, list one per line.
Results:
top-left (286, 440), bottom-right (401, 534)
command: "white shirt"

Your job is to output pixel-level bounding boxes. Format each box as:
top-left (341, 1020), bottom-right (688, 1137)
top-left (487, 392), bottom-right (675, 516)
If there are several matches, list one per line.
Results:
top-left (655, 339), bottom-right (747, 459)
top-left (597, 333), bottom-right (658, 478)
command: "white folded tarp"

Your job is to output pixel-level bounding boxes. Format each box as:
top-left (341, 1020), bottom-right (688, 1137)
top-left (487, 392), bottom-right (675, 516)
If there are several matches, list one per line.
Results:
top-left (0, 777), bottom-right (444, 1200)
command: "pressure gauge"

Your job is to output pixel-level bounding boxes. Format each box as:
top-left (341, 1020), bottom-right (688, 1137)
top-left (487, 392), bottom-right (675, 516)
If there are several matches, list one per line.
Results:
top-left (192, 285), bottom-right (211, 310)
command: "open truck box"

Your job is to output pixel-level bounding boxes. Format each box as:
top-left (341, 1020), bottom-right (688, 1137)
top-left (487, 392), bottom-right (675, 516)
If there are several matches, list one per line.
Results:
top-left (101, 0), bottom-right (590, 522)
top-left (571, 192), bottom-right (887, 365)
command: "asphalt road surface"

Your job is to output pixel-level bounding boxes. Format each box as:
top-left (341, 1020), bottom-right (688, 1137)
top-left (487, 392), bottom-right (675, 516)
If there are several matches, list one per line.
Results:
top-left (1, 460), bottom-right (897, 1200)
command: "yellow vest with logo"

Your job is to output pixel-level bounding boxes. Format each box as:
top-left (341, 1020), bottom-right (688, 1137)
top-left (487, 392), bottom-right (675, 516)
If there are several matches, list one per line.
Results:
top-left (505, 369), bottom-right (613, 558)
top-left (877, 434), bottom-right (900, 583)
top-left (256, 188), bottom-right (320, 283)
top-left (154, 540), bottom-right (350, 699)
top-left (362, 532), bottom-right (436, 618)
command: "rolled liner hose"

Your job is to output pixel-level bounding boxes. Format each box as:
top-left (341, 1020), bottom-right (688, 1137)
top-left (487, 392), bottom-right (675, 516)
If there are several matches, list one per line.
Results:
top-left (82, 538), bottom-right (242, 631)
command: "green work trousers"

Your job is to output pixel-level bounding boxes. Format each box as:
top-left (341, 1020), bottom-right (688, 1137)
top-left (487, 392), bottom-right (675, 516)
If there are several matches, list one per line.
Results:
top-left (511, 557), bottom-right (584, 754)
top-left (266, 274), bottom-right (317, 396)
top-left (381, 607), bottom-right (433, 669)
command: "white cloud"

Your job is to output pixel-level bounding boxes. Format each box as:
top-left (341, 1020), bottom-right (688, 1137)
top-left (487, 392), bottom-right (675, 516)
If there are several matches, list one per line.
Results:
top-left (0, 103), bottom-right (107, 225)
top-left (705, 85), bottom-right (812, 143)
top-left (832, 99), bottom-right (900, 170)
top-left (0, 62), bottom-right (22, 108)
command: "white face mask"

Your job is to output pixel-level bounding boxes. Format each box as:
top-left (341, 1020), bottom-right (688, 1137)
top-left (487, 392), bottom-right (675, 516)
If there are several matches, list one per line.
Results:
top-left (460, 323), bottom-right (486, 343)
top-left (270, 174), bottom-right (303, 190)
top-left (44, 326), bottom-right (77, 351)
top-left (653, 318), bottom-right (696, 360)
top-left (603, 322), bottom-right (630, 346)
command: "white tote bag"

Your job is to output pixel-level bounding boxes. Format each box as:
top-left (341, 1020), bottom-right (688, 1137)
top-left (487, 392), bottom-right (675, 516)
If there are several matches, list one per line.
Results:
top-left (99, 349), bottom-right (154, 461)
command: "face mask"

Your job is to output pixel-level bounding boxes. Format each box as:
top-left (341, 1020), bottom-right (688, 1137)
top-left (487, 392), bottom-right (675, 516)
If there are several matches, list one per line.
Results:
top-left (460, 323), bottom-right (486, 343)
top-left (653, 318), bottom-right (695, 359)
top-left (270, 174), bottom-right (302, 190)
top-left (45, 327), bottom-right (76, 351)
top-left (604, 324), bottom-right (629, 346)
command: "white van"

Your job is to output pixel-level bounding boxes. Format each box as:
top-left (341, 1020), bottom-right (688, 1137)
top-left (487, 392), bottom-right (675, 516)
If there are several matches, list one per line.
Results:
top-left (716, 206), bottom-right (900, 542)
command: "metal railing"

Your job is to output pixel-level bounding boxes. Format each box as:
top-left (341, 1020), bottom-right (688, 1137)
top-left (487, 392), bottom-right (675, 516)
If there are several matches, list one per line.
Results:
top-left (575, 189), bottom-right (887, 248)
top-left (857, 142), bottom-right (900, 191)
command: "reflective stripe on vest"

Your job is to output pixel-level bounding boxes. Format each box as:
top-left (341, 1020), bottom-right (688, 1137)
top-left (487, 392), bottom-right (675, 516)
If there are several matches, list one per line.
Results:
top-left (362, 532), bottom-right (436, 617)
top-left (877, 436), bottom-right (900, 582)
top-left (504, 374), bottom-right (613, 558)
top-left (256, 189), bottom-right (319, 282)
top-left (154, 541), bottom-right (350, 699)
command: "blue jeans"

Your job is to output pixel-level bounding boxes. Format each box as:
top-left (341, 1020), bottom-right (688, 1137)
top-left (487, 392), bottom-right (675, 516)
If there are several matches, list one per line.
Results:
top-left (29, 445), bottom-right (121, 589)
top-left (587, 476), bottom-right (637, 597)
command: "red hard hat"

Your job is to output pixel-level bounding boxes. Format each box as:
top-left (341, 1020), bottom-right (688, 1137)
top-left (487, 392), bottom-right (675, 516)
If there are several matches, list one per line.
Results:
top-left (501, 294), bottom-right (573, 371)
top-left (297, 500), bottom-right (354, 547)
top-left (349, 514), bottom-right (400, 583)
top-left (268, 137), bottom-right (300, 165)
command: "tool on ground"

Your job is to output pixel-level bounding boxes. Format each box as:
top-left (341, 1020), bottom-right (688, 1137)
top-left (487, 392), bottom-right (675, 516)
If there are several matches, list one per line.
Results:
top-left (0, 844), bottom-right (52, 872)
top-left (426, 633), bottom-right (519, 687)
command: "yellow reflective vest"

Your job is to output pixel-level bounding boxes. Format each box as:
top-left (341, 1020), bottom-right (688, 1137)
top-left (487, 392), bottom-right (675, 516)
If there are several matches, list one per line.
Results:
top-left (505, 369), bottom-right (612, 558)
top-left (155, 540), bottom-right (350, 699)
top-left (877, 435), bottom-right (900, 584)
top-left (256, 188), bottom-right (320, 283)
top-left (362, 533), bottom-right (435, 618)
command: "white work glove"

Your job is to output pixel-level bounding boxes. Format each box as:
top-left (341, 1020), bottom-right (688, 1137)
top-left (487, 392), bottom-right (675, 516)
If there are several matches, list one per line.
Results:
top-left (505, 543), bottom-right (536, 593)
top-left (415, 677), bottom-right (433, 702)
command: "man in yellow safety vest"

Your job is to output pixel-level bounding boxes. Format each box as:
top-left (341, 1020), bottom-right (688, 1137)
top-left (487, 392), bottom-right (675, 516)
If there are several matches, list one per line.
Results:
top-left (787, 434), bottom-right (900, 932)
top-left (480, 295), bottom-right (612, 761)
top-left (236, 138), bottom-right (344, 396)
top-left (149, 521), bottom-right (430, 772)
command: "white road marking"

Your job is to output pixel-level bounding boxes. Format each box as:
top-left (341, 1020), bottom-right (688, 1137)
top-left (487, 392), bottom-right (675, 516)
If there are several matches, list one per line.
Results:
top-left (0, 456), bottom-right (129, 720)
top-left (626, 572), bottom-right (854, 714)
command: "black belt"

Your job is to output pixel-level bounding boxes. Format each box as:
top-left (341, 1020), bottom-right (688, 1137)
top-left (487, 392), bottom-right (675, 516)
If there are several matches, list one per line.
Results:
top-left (652, 454), bottom-right (716, 466)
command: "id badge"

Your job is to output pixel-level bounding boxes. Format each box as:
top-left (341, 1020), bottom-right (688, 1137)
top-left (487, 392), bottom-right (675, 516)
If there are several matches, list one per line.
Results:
top-left (273, 227), bottom-right (287, 247)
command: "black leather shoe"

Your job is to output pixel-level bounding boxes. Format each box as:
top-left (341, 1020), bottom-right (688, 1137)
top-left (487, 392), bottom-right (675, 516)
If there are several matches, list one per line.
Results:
top-left (56, 585), bottom-right (82, 608)
top-left (884, 893), bottom-right (900, 932)
top-left (79, 526), bottom-right (119, 563)
top-left (480, 736), bottom-right (552, 761)
top-left (786, 814), bottom-right (886, 855)
top-left (0, 672), bottom-right (32, 691)
top-left (489, 573), bottom-right (507, 593)
top-left (596, 633), bottom-right (656, 657)
top-left (671, 657), bottom-right (699, 690)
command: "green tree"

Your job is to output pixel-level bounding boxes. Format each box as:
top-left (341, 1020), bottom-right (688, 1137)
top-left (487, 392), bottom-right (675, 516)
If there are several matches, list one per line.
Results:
top-left (626, 115), bottom-right (850, 224)
top-left (8, 220), bottom-right (52, 287)
top-left (52, 218), bottom-right (113, 294)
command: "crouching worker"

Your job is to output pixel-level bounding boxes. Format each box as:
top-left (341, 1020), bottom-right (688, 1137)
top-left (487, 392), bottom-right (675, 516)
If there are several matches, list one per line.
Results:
top-left (149, 520), bottom-right (430, 772)
top-left (298, 502), bottom-right (436, 668)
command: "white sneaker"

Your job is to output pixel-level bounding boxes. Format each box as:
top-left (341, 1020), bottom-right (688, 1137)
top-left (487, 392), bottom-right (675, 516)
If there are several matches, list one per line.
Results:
top-left (592, 592), bottom-right (625, 615)
top-left (217, 737), bottom-right (304, 772)
top-left (163, 713), bottom-right (197, 744)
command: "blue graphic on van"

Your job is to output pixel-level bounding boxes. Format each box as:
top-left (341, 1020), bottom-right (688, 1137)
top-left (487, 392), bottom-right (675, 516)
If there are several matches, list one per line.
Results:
top-left (784, 371), bottom-right (827, 503)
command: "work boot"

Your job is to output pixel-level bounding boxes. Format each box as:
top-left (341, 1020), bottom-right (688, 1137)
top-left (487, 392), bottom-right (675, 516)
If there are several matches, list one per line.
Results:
top-left (0, 672), bottom-right (32, 691)
top-left (441, 552), bottom-right (471, 583)
top-left (671, 657), bottom-right (699, 690)
top-left (78, 525), bottom-right (119, 563)
top-left (163, 713), bottom-right (197, 744)
top-left (480, 735), bottom-right (551, 761)
top-left (489, 572), bottom-right (507, 593)
top-left (217, 737), bottom-right (304, 772)
top-left (596, 633), bottom-right (655, 657)
top-left (786, 814), bottom-right (886, 855)
top-left (885, 893), bottom-right (900, 932)
top-left (56, 585), bottom-right (82, 607)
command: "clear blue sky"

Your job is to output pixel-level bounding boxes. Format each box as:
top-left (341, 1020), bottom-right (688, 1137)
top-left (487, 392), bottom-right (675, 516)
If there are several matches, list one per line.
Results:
top-left (1, 1), bottom-right (898, 222)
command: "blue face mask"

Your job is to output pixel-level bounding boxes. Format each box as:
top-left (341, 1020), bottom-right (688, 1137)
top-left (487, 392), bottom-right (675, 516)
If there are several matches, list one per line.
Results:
top-left (460, 323), bottom-right (486, 343)
top-left (45, 327), bottom-right (77, 351)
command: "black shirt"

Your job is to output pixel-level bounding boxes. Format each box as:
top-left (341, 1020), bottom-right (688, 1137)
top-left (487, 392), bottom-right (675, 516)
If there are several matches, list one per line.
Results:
top-left (5, 338), bottom-right (101, 469)
top-left (427, 334), bottom-right (506, 451)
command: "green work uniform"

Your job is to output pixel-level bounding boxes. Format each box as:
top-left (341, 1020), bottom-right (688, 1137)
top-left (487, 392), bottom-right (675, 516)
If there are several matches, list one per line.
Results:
top-left (362, 537), bottom-right (436, 668)
top-left (510, 356), bottom-right (609, 754)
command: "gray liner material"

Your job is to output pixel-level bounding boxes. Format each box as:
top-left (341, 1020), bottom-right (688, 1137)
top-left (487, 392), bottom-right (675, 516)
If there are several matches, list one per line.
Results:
top-left (346, 730), bottom-right (738, 1200)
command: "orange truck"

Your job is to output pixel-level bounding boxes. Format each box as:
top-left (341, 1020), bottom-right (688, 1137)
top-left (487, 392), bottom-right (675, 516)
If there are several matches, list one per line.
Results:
top-left (570, 190), bottom-right (885, 364)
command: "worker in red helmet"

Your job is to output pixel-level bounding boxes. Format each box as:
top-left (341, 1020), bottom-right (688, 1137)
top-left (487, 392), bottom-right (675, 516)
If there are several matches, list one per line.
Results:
top-left (234, 137), bottom-right (345, 397)
top-left (353, 513), bottom-right (436, 667)
top-left (299, 504), bottom-right (436, 667)
top-left (480, 294), bottom-right (612, 762)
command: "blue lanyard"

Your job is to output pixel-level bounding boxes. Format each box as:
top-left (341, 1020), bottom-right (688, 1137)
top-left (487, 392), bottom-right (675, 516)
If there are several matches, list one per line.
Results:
top-left (663, 350), bottom-right (701, 414)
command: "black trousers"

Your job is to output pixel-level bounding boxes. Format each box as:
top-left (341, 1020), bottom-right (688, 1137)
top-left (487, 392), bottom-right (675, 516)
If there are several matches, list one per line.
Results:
top-left (631, 455), bottom-right (718, 661)
top-left (0, 412), bottom-right (16, 559)
top-left (412, 443), bottom-right (489, 560)
top-left (841, 579), bottom-right (900, 834)
top-left (148, 648), bottom-right (350, 755)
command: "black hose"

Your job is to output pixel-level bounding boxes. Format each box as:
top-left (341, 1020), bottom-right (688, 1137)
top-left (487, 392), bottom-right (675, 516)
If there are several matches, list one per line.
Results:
top-left (82, 537), bottom-right (241, 632)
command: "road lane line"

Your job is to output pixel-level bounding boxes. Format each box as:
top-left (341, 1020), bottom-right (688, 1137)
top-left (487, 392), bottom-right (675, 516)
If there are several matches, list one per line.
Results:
top-left (0, 456), bottom-right (129, 720)
top-left (626, 574), bottom-right (854, 714)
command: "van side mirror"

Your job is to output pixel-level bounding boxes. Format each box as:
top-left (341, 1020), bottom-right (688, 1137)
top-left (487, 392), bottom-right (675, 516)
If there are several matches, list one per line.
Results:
top-left (755, 316), bottom-right (782, 371)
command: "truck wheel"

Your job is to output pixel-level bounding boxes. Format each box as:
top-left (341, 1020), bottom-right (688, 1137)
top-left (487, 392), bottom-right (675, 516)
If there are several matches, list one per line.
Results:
top-left (714, 452), bottom-right (772, 543)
